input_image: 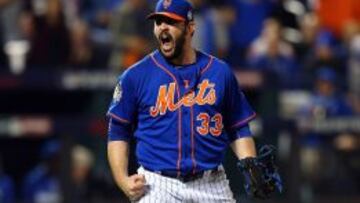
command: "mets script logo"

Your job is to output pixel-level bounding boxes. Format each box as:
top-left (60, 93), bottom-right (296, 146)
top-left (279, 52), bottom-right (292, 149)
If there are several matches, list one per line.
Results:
top-left (150, 79), bottom-right (216, 117)
top-left (163, 0), bottom-right (172, 9)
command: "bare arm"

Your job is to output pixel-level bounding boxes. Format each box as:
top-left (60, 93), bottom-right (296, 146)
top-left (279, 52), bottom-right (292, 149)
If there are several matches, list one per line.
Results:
top-left (108, 141), bottom-right (130, 185)
top-left (230, 137), bottom-right (257, 159)
top-left (107, 140), bottom-right (145, 200)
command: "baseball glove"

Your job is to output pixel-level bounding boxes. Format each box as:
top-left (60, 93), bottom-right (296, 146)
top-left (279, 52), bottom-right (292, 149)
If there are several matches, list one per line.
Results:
top-left (237, 145), bottom-right (283, 199)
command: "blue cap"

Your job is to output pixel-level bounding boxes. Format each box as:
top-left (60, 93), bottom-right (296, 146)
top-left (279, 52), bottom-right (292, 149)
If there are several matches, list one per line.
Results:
top-left (315, 30), bottom-right (334, 48)
top-left (147, 0), bottom-right (194, 22)
top-left (316, 67), bottom-right (336, 83)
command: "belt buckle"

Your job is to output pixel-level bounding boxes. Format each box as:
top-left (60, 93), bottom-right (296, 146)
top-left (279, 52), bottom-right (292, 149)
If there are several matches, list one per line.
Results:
top-left (162, 168), bottom-right (219, 182)
top-left (178, 176), bottom-right (186, 182)
top-left (180, 175), bottom-right (191, 182)
top-left (180, 171), bottom-right (204, 182)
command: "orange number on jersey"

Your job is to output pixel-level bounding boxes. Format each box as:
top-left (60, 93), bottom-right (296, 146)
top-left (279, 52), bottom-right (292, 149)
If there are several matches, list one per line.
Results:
top-left (210, 113), bottom-right (223, 136)
top-left (196, 113), bottom-right (223, 136)
top-left (196, 113), bottom-right (210, 136)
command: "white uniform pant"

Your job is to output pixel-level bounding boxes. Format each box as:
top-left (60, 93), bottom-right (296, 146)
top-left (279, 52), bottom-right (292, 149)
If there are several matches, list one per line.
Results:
top-left (134, 166), bottom-right (236, 203)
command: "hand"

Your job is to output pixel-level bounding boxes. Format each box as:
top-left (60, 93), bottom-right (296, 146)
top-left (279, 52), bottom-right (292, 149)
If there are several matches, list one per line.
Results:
top-left (237, 145), bottom-right (283, 199)
top-left (120, 174), bottom-right (147, 201)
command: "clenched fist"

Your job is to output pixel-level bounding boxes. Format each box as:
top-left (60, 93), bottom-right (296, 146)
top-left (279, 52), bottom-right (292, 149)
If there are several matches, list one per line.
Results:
top-left (120, 174), bottom-right (147, 201)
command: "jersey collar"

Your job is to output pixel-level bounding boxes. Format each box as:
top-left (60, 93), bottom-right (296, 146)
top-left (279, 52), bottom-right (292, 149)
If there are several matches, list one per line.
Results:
top-left (152, 49), bottom-right (211, 74)
top-left (151, 49), bottom-right (213, 96)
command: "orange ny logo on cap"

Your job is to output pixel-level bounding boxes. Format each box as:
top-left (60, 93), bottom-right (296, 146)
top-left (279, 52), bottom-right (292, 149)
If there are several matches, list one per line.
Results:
top-left (163, 0), bottom-right (172, 9)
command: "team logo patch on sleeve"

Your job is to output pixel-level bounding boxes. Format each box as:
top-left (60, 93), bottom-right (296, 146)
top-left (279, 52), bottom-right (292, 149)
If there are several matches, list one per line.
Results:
top-left (113, 83), bottom-right (122, 102)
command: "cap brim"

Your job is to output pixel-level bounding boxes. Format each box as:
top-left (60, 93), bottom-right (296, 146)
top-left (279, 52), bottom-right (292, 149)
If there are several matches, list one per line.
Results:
top-left (147, 12), bottom-right (185, 22)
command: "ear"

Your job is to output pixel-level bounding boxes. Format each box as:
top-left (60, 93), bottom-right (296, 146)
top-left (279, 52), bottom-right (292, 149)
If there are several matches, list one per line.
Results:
top-left (187, 21), bottom-right (195, 37)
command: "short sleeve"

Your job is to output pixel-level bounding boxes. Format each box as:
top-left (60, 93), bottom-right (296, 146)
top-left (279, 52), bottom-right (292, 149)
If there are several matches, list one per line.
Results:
top-left (227, 124), bottom-right (252, 142)
top-left (107, 70), bottom-right (137, 124)
top-left (223, 71), bottom-right (256, 130)
top-left (108, 118), bottom-right (132, 142)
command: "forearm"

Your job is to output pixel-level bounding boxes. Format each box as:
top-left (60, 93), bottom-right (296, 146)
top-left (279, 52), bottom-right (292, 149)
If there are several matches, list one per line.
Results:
top-left (230, 137), bottom-right (257, 159)
top-left (107, 140), bottom-right (130, 188)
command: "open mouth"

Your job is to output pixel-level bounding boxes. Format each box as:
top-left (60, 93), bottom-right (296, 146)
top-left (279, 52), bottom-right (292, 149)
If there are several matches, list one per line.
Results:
top-left (160, 32), bottom-right (173, 52)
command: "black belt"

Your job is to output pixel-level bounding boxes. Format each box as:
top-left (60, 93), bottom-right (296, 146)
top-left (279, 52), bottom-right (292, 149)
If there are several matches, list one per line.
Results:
top-left (144, 166), bottom-right (221, 183)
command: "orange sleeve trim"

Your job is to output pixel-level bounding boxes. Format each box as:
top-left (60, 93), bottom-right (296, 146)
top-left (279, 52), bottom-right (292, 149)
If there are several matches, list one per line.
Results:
top-left (230, 113), bottom-right (256, 129)
top-left (108, 113), bottom-right (131, 124)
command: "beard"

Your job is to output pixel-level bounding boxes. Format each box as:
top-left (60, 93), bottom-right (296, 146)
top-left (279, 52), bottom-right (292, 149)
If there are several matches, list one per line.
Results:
top-left (158, 27), bottom-right (186, 60)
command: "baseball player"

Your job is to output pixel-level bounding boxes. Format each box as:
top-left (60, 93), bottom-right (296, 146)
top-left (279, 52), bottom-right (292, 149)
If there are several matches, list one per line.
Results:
top-left (107, 0), bottom-right (282, 202)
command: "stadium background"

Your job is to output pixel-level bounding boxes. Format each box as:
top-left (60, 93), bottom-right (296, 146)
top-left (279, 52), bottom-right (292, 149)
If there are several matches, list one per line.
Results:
top-left (0, 0), bottom-right (359, 202)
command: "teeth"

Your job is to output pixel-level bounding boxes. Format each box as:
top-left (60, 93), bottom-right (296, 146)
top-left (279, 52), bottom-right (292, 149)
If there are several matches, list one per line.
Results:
top-left (160, 33), bottom-right (171, 42)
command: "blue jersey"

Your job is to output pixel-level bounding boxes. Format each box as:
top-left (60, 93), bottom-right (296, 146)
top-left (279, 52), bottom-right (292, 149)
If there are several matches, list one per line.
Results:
top-left (108, 50), bottom-right (256, 175)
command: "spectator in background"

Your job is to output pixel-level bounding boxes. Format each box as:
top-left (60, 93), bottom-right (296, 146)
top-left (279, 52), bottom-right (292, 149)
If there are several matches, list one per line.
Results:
top-left (247, 18), bottom-right (298, 88)
top-left (295, 13), bottom-right (320, 61)
top-left (70, 145), bottom-right (94, 202)
top-left (0, 0), bottom-right (23, 41)
top-left (25, 0), bottom-right (70, 69)
top-left (64, 0), bottom-right (121, 45)
top-left (191, 0), bottom-right (232, 58)
top-left (62, 0), bottom-right (117, 27)
top-left (108, 0), bottom-right (155, 71)
top-left (67, 19), bottom-right (110, 69)
top-left (341, 20), bottom-right (360, 52)
top-left (18, 10), bottom-right (35, 40)
top-left (0, 18), bottom-right (6, 68)
top-left (348, 34), bottom-right (360, 114)
top-left (78, 0), bottom-right (119, 28)
top-left (299, 67), bottom-right (354, 152)
top-left (0, 0), bottom-right (23, 70)
top-left (301, 67), bottom-right (353, 119)
top-left (22, 140), bottom-right (61, 203)
top-left (226, 0), bottom-right (277, 67)
top-left (0, 155), bottom-right (15, 203)
top-left (302, 29), bottom-right (346, 85)
top-left (299, 67), bottom-right (355, 195)
top-left (341, 21), bottom-right (360, 114)
top-left (70, 145), bottom-right (106, 203)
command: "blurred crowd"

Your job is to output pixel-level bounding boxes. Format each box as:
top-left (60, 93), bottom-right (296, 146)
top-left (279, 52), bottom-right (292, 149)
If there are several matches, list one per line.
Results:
top-left (1, 0), bottom-right (360, 202)
top-left (0, 0), bottom-right (359, 85)
top-left (1, 139), bottom-right (111, 203)
top-left (0, 0), bottom-right (358, 89)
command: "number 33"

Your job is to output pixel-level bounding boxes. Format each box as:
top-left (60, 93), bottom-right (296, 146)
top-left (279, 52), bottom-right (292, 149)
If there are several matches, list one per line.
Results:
top-left (196, 113), bottom-right (223, 136)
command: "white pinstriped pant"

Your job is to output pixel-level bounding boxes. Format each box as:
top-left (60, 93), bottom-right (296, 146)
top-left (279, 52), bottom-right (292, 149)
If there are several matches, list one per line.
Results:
top-left (134, 166), bottom-right (236, 203)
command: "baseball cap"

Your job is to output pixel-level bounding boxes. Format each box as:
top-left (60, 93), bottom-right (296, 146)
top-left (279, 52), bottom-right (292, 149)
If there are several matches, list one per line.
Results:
top-left (315, 30), bottom-right (334, 48)
top-left (147, 0), bottom-right (194, 22)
